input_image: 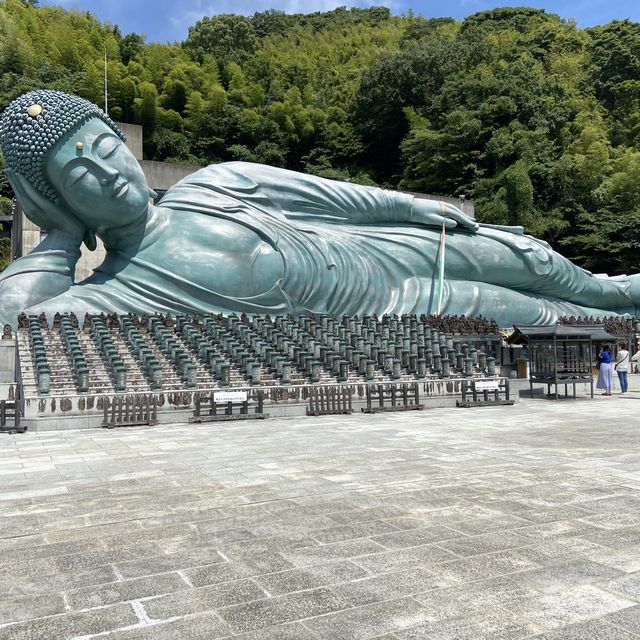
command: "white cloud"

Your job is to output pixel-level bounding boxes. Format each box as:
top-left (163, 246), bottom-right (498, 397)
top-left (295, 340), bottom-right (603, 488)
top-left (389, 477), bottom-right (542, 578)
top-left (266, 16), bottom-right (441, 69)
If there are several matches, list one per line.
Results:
top-left (170, 3), bottom-right (217, 33)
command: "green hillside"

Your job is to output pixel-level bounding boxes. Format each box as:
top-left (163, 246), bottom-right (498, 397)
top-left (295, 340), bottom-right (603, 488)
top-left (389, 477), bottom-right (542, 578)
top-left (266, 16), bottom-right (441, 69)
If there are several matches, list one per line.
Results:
top-left (0, 1), bottom-right (639, 273)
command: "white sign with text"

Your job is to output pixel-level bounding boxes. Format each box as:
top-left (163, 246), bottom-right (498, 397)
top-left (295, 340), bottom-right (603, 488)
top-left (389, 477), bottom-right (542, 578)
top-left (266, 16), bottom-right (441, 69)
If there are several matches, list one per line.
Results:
top-left (214, 391), bottom-right (248, 403)
top-left (474, 380), bottom-right (499, 392)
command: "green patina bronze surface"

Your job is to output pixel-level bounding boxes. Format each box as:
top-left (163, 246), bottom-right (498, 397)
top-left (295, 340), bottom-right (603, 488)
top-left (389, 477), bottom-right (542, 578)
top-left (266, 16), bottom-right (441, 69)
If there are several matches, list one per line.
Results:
top-left (0, 90), bottom-right (639, 327)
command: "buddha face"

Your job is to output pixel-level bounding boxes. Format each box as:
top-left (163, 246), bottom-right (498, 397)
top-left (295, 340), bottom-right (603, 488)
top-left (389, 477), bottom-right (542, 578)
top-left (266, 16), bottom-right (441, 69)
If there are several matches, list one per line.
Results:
top-left (44, 118), bottom-right (150, 232)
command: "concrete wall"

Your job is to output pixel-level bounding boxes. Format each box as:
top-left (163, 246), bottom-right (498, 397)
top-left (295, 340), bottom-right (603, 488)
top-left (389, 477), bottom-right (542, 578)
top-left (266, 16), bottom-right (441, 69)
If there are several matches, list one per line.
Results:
top-left (140, 160), bottom-right (201, 191)
top-left (76, 237), bottom-right (107, 282)
top-left (0, 336), bottom-right (15, 384)
top-left (20, 214), bottom-right (41, 257)
top-left (118, 122), bottom-right (143, 160)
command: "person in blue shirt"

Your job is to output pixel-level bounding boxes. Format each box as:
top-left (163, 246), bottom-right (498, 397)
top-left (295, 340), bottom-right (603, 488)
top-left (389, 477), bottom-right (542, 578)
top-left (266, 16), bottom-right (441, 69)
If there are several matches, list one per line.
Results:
top-left (596, 344), bottom-right (613, 396)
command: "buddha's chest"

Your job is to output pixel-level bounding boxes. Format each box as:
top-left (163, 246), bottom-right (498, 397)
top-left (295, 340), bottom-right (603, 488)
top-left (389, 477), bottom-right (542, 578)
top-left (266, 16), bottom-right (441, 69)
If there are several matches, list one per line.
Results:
top-left (136, 214), bottom-right (284, 298)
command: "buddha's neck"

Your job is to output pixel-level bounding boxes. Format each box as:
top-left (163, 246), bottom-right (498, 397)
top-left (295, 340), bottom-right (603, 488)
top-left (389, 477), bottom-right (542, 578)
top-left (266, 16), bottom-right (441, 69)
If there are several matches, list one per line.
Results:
top-left (99, 204), bottom-right (160, 252)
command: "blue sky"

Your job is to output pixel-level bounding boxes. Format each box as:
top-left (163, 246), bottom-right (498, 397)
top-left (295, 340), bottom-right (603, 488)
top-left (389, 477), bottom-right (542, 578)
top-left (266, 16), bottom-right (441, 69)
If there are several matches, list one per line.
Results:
top-left (41, 0), bottom-right (640, 43)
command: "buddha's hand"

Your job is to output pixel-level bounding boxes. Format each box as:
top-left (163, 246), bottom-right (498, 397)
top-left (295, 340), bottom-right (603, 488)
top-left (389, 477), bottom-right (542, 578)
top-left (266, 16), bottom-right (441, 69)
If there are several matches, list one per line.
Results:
top-left (7, 170), bottom-right (86, 245)
top-left (412, 198), bottom-right (479, 233)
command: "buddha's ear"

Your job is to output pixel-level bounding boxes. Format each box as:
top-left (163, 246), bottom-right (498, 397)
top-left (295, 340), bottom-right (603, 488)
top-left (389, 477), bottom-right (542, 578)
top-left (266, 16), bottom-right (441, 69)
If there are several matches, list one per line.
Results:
top-left (83, 229), bottom-right (97, 251)
top-left (148, 188), bottom-right (158, 200)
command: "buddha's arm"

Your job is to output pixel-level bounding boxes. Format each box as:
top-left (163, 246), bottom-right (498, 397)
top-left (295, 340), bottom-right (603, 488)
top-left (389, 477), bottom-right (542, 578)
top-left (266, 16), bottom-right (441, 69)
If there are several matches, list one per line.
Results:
top-left (0, 230), bottom-right (81, 326)
top-left (222, 162), bottom-right (477, 231)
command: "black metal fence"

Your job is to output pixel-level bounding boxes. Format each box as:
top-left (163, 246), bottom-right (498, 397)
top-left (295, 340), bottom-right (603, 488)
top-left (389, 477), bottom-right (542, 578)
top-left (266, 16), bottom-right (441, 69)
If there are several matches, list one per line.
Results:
top-left (191, 391), bottom-right (268, 422)
top-left (457, 378), bottom-right (513, 407)
top-left (102, 395), bottom-right (158, 428)
top-left (0, 399), bottom-right (24, 433)
top-left (307, 386), bottom-right (353, 416)
top-left (362, 382), bottom-right (423, 413)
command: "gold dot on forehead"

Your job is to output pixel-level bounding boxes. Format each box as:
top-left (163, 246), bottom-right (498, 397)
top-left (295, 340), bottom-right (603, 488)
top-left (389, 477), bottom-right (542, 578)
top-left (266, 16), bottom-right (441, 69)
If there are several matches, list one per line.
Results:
top-left (76, 142), bottom-right (84, 150)
top-left (26, 104), bottom-right (43, 118)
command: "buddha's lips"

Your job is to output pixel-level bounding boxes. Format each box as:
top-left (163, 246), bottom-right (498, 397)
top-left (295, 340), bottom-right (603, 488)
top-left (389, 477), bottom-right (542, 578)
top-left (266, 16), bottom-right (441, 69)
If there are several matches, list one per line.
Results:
top-left (113, 181), bottom-right (128, 198)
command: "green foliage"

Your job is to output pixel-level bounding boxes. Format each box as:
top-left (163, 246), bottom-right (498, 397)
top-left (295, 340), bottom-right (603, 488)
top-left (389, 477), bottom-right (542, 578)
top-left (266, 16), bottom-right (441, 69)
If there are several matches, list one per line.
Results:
top-left (0, 234), bottom-right (9, 272)
top-left (134, 81), bottom-right (158, 131)
top-left (563, 150), bottom-right (640, 273)
top-left (0, 2), bottom-right (638, 273)
top-left (587, 20), bottom-right (640, 146)
top-left (251, 10), bottom-right (295, 38)
top-left (357, 37), bottom-right (475, 182)
top-left (119, 32), bottom-right (145, 65)
top-left (400, 17), bottom-right (457, 48)
top-left (0, 196), bottom-right (12, 214)
top-left (185, 14), bottom-right (257, 67)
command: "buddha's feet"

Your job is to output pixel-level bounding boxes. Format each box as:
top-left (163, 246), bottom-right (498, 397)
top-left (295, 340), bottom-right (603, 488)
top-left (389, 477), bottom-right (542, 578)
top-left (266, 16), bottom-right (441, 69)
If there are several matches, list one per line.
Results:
top-left (627, 274), bottom-right (640, 310)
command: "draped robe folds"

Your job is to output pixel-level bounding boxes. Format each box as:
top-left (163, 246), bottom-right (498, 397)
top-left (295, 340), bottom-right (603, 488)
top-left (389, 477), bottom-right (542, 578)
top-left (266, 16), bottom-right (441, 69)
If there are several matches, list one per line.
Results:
top-left (4, 161), bottom-right (639, 325)
top-left (158, 163), bottom-right (637, 324)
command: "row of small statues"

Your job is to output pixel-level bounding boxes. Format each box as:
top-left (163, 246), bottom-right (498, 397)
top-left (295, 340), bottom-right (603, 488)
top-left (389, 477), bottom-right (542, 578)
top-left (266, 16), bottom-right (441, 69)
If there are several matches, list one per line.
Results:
top-left (417, 314), bottom-right (500, 335)
top-left (17, 311), bottom-right (168, 331)
top-left (558, 315), bottom-right (636, 335)
top-left (18, 311), bottom-right (502, 336)
top-left (17, 310), bottom-right (636, 338)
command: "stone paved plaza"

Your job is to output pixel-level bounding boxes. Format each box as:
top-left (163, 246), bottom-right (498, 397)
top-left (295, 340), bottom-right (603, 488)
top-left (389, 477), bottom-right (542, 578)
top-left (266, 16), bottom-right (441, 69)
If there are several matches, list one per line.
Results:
top-left (1, 391), bottom-right (640, 639)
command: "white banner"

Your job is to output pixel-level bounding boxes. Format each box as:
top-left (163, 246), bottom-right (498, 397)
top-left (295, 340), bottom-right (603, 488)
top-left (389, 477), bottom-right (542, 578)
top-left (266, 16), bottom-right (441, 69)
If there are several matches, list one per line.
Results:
top-left (214, 391), bottom-right (248, 403)
top-left (474, 380), bottom-right (499, 392)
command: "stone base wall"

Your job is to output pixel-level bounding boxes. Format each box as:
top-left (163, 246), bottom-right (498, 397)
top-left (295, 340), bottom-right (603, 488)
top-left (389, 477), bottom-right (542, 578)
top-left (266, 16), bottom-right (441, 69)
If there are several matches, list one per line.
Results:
top-left (19, 378), bottom-right (517, 431)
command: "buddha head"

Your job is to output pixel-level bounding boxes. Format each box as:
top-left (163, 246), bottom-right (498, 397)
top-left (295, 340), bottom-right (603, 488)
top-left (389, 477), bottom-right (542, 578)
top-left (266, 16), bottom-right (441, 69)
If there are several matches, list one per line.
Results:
top-left (0, 90), bottom-right (151, 234)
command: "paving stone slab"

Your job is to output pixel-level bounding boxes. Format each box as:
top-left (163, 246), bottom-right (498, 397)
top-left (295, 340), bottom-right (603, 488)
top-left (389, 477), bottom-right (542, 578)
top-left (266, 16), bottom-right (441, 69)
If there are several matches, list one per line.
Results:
top-left (394, 610), bottom-right (538, 639)
top-left (217, 586), bottom-right (348, 633)
top-left (302, 596), bottom-right (432, 640)
top-left (0, 564), bottom-right (118, 597)
top-left (503, 585), bottom-right (635, 632)
top-left (64, 571), bottom-right (189, 610)
top-left (510, 559), bottom-right (623, 593)
top-left (252, 560), bottom-right (369, 597)
top-left (413, 575), bottom-right (539, 620)
top-left (115, 548), bottom-right (227, 579)
top-left (434, 530), bottom-right (530, 557)
top-left (332, 566), bottom-right (458, 607)
top-left (370, 525), bottom-right (463, 549)
top-left (181, 561), bottom-right (255, 588)
top-left (103, 612), bottom-right (231, 639)
top-left (597, 572), bottom-right (640, 602)
top-left (222, 621), bottom-right (318, 639)
top-left (446, 514), bottom-right (533, 535)
top-left (586, 546), bottom-right (640, 574)
top-left (0, 591), bottom-right (66, 625)
top-left (432, 548), bottom-right (542, 583)
top-left (280, 539), bottom-right (387, 567)
top-left (353, 543), bottom-right (460, 574)
top-left (0, 603), bottom-right (139, 640)
top-left (528, 617), bottom-right (639, 639)
top-left (310, 520), bottom-right (402, 544)
top-left (143, 578), bottom-right (267, 619)
top-left (601, 605), bottom-right (640, 634)
top-left (219, 551), bottom-right (297, 575)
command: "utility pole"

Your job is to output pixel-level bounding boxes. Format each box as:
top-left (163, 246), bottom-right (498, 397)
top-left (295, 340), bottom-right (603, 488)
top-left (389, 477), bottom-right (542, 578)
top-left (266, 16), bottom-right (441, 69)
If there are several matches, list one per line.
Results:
top-left (104, 46), bottom-right (108, 116)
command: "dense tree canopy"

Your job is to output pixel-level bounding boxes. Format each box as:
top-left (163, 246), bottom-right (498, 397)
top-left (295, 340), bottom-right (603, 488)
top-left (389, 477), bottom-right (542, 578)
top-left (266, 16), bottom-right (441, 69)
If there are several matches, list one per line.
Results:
top-left (0, 1), bottom-right (638, 273)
